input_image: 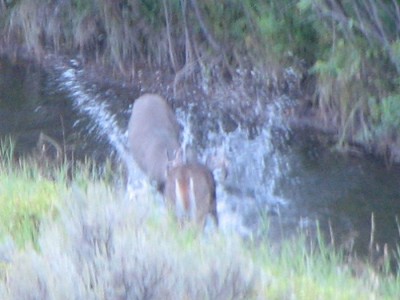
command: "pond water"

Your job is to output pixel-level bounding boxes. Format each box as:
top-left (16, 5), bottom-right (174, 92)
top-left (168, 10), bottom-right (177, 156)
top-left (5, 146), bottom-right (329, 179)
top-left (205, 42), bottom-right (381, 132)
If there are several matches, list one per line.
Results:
top-left (0, 58), bottom-right (112, 161)
top-left (0, 57), bottom-right (399, 257)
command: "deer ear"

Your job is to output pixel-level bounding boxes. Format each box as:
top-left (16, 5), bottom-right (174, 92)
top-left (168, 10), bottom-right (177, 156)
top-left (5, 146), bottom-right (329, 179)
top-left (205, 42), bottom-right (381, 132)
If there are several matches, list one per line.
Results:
top-left (167, 147), bottom-right (183, 172)
top-left (206, 147), bottom-right (228, 180)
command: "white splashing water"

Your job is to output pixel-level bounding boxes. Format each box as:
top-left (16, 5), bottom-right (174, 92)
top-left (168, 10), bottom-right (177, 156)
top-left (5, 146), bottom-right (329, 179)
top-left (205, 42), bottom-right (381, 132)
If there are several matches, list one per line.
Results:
top-left (56, 61), bottom-right (142, 186)
top-left (59, 68), bottom-right (126, 156)
top-left (56, 61), bottom-right (291, 238)
top-left (176, 98), bottom-right (291, 238)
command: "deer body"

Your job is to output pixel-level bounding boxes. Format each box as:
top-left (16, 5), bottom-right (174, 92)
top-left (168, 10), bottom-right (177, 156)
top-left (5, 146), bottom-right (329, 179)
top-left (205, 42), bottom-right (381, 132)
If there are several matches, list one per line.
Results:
top-left (128, 93), bottom-right (218, 227)
top-left (164, 163), bottom-right (218, 228)
top-left (127, 94), bottom-right (180, 189)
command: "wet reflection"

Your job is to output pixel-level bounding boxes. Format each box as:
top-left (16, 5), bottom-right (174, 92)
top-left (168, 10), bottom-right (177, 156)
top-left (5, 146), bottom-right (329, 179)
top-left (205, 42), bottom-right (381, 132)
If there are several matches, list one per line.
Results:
top-left (0, 57), bottom-right (110, 161)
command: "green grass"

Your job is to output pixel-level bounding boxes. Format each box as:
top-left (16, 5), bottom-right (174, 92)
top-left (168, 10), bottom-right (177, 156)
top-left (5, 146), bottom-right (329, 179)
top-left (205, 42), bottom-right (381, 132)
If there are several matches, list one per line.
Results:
top-left (255, 239), bottom-right (392, 299)
top-left (0, 149), bottom-right (399, 298)
top-left (0, 138), bottom-right (115, 248)
top-left (0, 165), bottom-right (61, 247)
top-left (0, 138), bottom-right (65, 247)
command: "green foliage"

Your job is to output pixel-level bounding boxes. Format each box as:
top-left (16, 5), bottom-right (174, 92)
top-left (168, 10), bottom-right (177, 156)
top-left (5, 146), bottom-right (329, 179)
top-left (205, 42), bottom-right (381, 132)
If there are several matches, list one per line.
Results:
top-left (390, 40), bottom-right (400, 72)
top-left (0, 151), bottom-right (65, 247)
top-left (139, 0), bottom-right (163, 26)
top-left (0, 170), bottom-right (58, 247)
top-left (249, 0), bottom-right (317, 65)
top-left (298, 0), bottom-right (400, 154)
top-left (0, 136), bottom-right (15, 165)
top-left (0, 0), bottom-right (318, 69)
top-left (380, 96), bottom-right (400, 130)
top-left (71, 0), bottom-right (93, 13)
top-left (200, 0), bottom-right (247, 45)
top-left (370, 95), bottom-right (400, 137)
top-left (312, 39), bottom-right (361, 78)
top-left (0, 139), bottom-right (111, 248)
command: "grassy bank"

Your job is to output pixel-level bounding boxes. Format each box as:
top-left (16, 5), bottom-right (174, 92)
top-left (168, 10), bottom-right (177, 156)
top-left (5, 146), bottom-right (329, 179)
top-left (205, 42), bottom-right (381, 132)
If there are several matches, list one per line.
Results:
top-left (0, 138), bottom-right (66, 248)
top-left (1, 1), bottom-right (400, 162)
top-left (0, 148), bottom-right (399, 298)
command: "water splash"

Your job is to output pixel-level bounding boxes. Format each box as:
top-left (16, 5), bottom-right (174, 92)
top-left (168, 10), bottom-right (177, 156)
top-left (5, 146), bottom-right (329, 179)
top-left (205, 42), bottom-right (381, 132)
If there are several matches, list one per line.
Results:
top-left (174, 93), bottom-right (292, 238)
top-left (216, 104), bottom-right (290, 237)
top-left (55, 61), bottom-right (293, 239)
top-left (55, 61), bottom-right (141, 184)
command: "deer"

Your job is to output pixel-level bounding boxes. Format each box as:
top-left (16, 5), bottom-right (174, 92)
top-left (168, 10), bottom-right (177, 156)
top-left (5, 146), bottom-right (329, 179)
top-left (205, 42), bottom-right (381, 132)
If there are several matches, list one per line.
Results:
top-left (164, 160), bottom-right (218, 228)
top-left (127, 93), bottom-right (219, 228)
top-left (127, 93), bottom-right (180, 191)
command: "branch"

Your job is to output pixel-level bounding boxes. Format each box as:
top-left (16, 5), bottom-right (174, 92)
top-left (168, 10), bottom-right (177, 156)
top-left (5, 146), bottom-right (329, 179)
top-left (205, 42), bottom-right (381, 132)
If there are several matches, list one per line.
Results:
top-left (392, 0), bottom-right (400, 33)
top-left (189, 0), bottom-right (221, 52)
top-left (162, 0), bottom-right (179, 72)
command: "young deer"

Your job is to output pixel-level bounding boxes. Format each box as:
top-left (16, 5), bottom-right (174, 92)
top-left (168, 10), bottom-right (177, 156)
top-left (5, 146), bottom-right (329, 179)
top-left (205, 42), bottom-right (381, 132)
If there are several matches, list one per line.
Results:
top-left (164, 162), bottom-right (218, 228)
top-left (127, 93), bottom-right (180, 190)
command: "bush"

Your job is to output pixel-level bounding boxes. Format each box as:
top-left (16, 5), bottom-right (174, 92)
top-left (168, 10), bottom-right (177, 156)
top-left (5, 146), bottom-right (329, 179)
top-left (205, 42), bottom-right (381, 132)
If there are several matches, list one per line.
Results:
top-left (0, 183), bottom-right (258, 299)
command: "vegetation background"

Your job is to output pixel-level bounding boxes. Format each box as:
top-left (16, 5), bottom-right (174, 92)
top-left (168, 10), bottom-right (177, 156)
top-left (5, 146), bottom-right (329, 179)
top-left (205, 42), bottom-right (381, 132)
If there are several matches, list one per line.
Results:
top-left (1, 0), bottom-right (400, 163)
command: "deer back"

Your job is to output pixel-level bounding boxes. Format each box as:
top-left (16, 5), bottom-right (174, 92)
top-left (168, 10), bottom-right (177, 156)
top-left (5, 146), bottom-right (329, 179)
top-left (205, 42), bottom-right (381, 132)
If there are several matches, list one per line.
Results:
top-left (128, 94), bottom-right (180, 189)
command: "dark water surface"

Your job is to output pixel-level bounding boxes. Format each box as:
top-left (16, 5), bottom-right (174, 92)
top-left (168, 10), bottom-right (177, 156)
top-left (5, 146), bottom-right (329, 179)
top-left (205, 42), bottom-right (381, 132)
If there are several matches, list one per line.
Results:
top-left (277, 130), bottom-right (400, 254)
top-left (0, 57), bottom-right (399, 256)
top-left (0, 57), bottom-right (111, 161)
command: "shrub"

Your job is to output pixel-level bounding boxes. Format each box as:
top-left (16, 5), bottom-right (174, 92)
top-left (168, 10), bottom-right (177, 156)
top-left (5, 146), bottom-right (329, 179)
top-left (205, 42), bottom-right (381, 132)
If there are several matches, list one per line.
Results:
top-left (0, 183), bottom-right (258, 299)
